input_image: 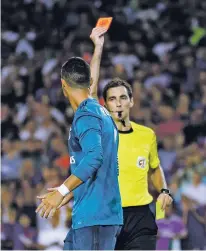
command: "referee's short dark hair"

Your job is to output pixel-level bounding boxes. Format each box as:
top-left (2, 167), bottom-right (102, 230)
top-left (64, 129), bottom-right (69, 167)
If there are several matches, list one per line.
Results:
top-left (61, 57), bottom-right (91, 89)
top-left (103, 78), bottom-right (133, 101)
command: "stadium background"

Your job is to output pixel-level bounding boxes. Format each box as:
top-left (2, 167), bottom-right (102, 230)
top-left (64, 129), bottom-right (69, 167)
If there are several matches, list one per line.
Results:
top-left (1, 0), bottom-right (206, 249)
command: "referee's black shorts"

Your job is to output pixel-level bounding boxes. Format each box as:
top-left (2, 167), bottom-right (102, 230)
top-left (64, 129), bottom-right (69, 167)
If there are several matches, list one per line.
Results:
top-left (115, 203), bottom-right (158, 250)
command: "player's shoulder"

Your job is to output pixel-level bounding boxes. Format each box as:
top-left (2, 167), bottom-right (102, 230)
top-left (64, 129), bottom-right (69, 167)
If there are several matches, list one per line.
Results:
top-left (131, 121), bottom-right (156, 136)
top-left (74, 98), bottom-right (103, 121)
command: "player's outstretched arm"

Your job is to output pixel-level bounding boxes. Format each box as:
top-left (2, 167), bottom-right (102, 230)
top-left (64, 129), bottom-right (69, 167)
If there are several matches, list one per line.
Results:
top-left (36, 174), bottom-right (86, 218)
top-left (36, 116), bottom-right (103, 219)
top-left (90, 27), bottom-right (106, 99)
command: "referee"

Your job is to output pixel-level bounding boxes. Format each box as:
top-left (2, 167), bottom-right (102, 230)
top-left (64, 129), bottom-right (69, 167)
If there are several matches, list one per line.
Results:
top-left (89, 28), bottom-right (173, 250)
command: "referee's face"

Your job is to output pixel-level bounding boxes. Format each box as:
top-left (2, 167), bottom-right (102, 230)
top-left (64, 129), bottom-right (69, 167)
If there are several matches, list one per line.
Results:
top-left (105, 86), bottom-right (133, 121)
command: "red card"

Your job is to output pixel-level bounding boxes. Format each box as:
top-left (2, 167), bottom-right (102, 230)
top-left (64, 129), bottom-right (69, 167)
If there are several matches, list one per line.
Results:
top-left (96, 17), bottom-right (113, 31)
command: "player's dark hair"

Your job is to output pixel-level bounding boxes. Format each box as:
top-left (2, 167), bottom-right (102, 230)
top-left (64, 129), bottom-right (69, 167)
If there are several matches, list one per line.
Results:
top-left (61, 57), bottom-right (90, 89)
top-left (103, 78), bottom-right (133, 101)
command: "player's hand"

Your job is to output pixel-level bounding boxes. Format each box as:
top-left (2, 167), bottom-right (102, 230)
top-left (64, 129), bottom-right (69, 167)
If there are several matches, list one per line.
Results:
top-left (47, 187), bottom-right (73, 209)
top-left (36, 190), bottom-right (64, 219)
top-left (36, 187), bottom-right (59, 202)
top-left (90, 27), bottom-right (107, 47)
top-left (157, 193), bottom-right (173, 210)
top-left (37, 187), bottom-right (73, 211)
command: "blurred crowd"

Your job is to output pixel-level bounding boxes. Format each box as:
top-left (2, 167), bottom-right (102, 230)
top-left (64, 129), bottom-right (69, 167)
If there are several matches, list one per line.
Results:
top-left (1, 0), bottom-right (206, 250)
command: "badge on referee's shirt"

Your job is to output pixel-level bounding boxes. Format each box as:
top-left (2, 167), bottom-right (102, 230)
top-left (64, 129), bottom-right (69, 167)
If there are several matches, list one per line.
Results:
top-left (136, 157), bottom-right (146, 168)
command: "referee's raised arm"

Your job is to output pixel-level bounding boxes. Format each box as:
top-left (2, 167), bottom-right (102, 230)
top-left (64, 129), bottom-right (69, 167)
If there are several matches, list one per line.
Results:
top-left (90, 27), bottom-right (106, 100)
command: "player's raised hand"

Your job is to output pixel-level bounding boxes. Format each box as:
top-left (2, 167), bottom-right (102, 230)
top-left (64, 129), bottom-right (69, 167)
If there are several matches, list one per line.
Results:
top-left (90, 27), bottom-right (107, 47)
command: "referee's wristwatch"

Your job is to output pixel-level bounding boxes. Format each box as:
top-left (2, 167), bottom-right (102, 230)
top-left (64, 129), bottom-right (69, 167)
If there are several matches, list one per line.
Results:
top-left (160, 188), bottom-right (173, 198)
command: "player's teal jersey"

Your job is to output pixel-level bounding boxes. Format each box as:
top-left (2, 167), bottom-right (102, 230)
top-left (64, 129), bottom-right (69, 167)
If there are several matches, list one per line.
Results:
top-left (68, 98), bottom-right (123, 229)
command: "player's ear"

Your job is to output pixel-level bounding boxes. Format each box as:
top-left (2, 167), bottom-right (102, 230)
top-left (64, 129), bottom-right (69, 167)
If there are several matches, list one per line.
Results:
top-left (61, 79), bottom-right (68, 88)
top-left (61, 79), bottom-right (70, 97)
top-left (130, 97), bottom-right (134, 108)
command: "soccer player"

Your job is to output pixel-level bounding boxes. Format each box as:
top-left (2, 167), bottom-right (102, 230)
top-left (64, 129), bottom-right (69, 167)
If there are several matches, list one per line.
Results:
top-left (36, 51), bottom-right (123, 249)
top-left (89, 28), bottom-right (173, 250)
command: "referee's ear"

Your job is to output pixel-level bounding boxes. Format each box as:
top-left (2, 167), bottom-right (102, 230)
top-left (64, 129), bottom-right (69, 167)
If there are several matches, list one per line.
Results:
top-left (129, 97), bottom-right (134, 108)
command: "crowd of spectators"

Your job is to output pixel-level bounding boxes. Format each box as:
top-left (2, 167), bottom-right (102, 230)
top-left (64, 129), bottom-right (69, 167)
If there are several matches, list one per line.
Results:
top-left (1, 0), bottom-right (206, 250)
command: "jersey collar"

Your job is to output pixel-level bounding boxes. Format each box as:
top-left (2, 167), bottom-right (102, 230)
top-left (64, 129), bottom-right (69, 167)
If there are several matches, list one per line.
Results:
top-left (118, 127), bottom-right (133, 134)
top-left (77, 97), bottom-right (97, 110)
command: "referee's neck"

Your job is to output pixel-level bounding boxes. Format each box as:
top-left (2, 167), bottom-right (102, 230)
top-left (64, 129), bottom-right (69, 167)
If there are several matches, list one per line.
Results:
top-left (116, 119), bottom-right (132, 132)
